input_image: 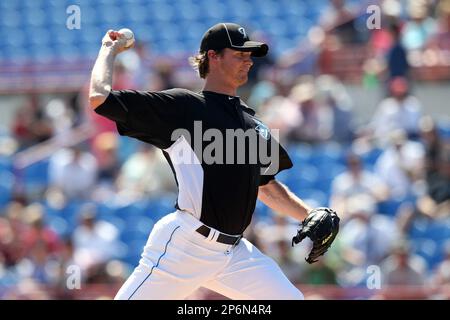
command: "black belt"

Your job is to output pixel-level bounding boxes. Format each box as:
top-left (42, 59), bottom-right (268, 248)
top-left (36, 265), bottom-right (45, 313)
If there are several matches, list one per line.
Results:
top-left (196, 225), bottom-right (242, 246)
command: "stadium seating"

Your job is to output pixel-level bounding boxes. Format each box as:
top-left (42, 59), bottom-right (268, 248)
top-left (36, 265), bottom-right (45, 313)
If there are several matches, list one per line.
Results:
top-left (0, 171), bottom-right (13, 208)
top-left (22, 160), bottom-right (49, 186)
top-left (408, 217), bottom-right (450, 269)
top-left (2, 1), bottom-right (449, 289)
top-left (0, 0), bottom-right (337, 62)
top-left (1, 136), bottom-right (444, 273)
top-left (438, 121), bottom-right (450, 139)
top-left (377, 196), bottom-right (416, 217)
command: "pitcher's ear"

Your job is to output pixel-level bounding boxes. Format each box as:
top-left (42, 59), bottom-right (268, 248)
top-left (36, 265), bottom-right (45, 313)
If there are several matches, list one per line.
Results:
top-left (208, 50), bottom-right (221, 60)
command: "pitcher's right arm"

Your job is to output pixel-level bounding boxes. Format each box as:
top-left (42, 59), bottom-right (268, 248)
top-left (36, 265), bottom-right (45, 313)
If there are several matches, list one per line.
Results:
top-left (89, 30), bottom-right (131, 109)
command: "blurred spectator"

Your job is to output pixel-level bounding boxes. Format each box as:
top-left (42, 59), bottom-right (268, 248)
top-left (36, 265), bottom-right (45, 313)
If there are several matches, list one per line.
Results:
top-left (315, 74), bottom-right (355, 143)
top-left (426, 141), bottom-right (450, 206)
top-left (6, 278), bottom-right (54, 299)
top-left (330, 153), bottom-right (389, 218)
top-left (259, 95), bottom-right (301, 142)
top-left (272, 238), bottom-right (303, 284)
top-left (397, 192), bottom-right (449, 237)
top-left (395, 197), bottom-right (425, 236)
top-left (21, 203), bottom-right (62, 257)
top-left (337, 194), bottom-right (400, 286)
top-left (386, 22), bottom-right (410, 80)
top-left (67, 93), bottom-right (84, 127)
top-left (0, 253), bottom-right (15, 289)
top-left (286, 80), bottom-right (333, 143)
top-left (92, 132), bottom-right (120, 185)
top-left (374, 130), bottom-right (425, 198)
top-left (15, 239), bottom-right (60, 285)
top-left (54, 237), bottom-right (76, 286)
top-left (319, 0), bottom-right (360, 45)
top-left (11, 96), bottom-right (53, 149)
top-left (401, 0), bottom-right (437, 51)
top-left (48, 147), bottom-right (98, 200)
top-left (368, 1), bottom-right (402, 57)
top-left (316, 31), bottom-right (341, 76)
top-left (369, 77), bottom-right (423, 144)
top-left (392, 118), bottom-right (449, 223)
top-left (116, 41), bottom-right (153, 90)
top-left (248, 80), bottom-right (278, 111)
top-left (116, 144), bottom-right (175, 200)
top-left (255, 215), bottom-right (299, 258)
top-left (48, 237), bottom-right (78, 299)
top-left (381, 240), bottom-right (428, 286)
top-left (43, 98), bottom-right (77, 138)
top-left (430, 0), bottom-right (450, 51)
top-left (299, 259), bottom-right (338, 285)
top-left (432, 241), bottom-right (450, 286)
top-left (361, 57), bottom-right (384, 89)
top-left (111, 60), bottom-right (135, 90)
top-left (0, 201), bottom-right (28, 267)
top-left (277, 26), bottom-right (325, 75)
top-left (72, 204), bottom-right (121, 277)
top-left (102, 259), bottom-right (129, 286)
top-left (11, 202), bottom-right (64, 286)
top-left (420, 116), bottom-right (444, 177)
top-left (11, 102), bottom-right (35, 149)
top-left (340, 195), bottom-right (399, 264)
top-left (415, 116), bottom-right (450, 213)
top-left (151, 60), bottom-right (177, 91)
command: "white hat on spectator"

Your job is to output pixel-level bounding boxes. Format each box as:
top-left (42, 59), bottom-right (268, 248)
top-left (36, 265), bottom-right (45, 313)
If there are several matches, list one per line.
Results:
top-left (289, 82), bottom-right (316, 104)
top-left (346, 194), bottom-right (376, 217)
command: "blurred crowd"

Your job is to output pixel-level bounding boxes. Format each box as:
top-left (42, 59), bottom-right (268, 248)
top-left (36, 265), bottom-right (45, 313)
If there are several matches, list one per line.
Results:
top-left (1, 0), bottom-right (450, 299)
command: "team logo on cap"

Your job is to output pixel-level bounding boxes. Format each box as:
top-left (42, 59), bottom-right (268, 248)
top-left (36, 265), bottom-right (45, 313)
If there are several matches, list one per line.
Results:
top-left (253, 119), bottom-right (270, 140)
top-left (238, 27), bottom-right (247, 38)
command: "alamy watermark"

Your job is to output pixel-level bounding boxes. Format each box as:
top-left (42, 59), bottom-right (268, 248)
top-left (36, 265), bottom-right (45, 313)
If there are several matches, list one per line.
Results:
top-left (66, 5), bottom-right (81, 30)
top-left (366, 265), bottom-right (381, 289)
top-left (65, 4), bottom-right (382, 32)
top-left (366, 5), bottom-right (381, 30)
top-left (66, 264), bottom-right (81, 290)
top-left (170, 120), bottom-right (280, 175)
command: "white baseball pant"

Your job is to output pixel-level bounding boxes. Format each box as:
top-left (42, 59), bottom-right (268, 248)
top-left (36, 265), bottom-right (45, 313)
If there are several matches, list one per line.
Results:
top-left (114, 210), bottom-right (304, 300)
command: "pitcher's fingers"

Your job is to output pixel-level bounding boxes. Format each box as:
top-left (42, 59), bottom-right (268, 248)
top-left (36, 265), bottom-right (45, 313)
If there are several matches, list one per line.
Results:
top-left (107, 29), bottom-right (115, 40)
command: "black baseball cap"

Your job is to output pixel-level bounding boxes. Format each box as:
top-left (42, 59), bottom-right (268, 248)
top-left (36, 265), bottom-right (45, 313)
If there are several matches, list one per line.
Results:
top-left (200, 23), bottom-right (269, 57)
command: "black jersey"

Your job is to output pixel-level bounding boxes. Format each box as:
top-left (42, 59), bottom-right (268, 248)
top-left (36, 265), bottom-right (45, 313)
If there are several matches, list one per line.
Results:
top-left (95, 88), bottom-right (292, 235)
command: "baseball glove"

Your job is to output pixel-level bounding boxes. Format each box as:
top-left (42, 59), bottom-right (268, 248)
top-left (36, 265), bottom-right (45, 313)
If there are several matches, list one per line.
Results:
top-left (292, 207), bottom-right (340, 264)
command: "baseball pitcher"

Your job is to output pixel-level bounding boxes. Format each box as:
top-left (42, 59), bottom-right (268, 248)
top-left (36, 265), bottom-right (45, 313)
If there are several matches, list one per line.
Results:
top-left (89, 23), bottom-right (339, 300)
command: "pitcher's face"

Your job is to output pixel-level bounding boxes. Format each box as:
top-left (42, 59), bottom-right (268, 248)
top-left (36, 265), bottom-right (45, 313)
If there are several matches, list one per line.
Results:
top-left (216, 49), bottom-right (254, 87)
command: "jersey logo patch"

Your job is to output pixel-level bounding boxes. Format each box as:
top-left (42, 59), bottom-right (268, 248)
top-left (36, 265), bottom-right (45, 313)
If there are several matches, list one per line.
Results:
top-left (253, 119), bottom-right (270, 140)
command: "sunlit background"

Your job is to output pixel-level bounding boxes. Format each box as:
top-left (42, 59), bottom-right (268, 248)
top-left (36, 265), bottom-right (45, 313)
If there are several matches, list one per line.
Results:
top-left (0, 0), bottom-right (450, 299)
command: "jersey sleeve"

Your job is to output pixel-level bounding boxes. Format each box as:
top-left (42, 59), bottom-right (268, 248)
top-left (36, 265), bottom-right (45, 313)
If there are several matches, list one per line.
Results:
top-left (258, 138), bottom-right (293, 186)
top-left (94, 88), bottom-right (189, 149)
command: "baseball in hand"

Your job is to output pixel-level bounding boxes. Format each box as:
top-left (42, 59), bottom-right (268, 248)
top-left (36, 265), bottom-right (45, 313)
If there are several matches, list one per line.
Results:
top-left (118, 28), bottom-right (135, 48)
